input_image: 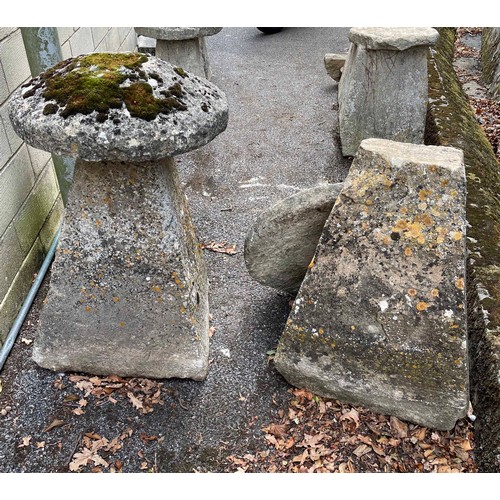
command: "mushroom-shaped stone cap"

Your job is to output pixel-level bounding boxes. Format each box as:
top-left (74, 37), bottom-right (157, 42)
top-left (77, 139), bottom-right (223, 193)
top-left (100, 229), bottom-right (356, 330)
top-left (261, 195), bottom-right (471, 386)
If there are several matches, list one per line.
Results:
top-left (349, 28), bottom-right (439, 51)
top-left (8, 52), bottom-right (228, 162)
top-left (135, 27), bottom-right (222, 40)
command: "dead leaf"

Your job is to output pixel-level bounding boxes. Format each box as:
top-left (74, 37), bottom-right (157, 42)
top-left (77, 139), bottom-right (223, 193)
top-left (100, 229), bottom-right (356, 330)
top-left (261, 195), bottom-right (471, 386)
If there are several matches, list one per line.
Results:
top-left (140, 461), bottom-right (149, 470)
top-left (69, 448), bottom-right (93, 471)
top-left (18, 436), bottom-right (31, 447)
top-left (21, 338), bottom-right (33, 345)
top-left (127, 392), bottom-right (144, 410)
top-left (458, 439), bottom-right (473, 451)
top-left (390, 416), bottom-right (408, 438)
top-left (339, 408), bottom-right (360, 427)
top-left (262, 424), bottom-right (287, 439)
top-left (201, 241), bottom-right (238, 255)
top-left (72, 408), bottom-right (85, 416)
top-left (36, 441), bottom-right (45, 449)
top-left (208, 326), bottom-right (216, 338)
top-left (353, 444), bottom-right (371, 457)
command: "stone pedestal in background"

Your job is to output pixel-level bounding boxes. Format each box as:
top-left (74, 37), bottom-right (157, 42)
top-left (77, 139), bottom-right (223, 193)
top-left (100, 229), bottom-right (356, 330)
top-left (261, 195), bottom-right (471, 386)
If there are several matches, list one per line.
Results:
top-left (134, 28), bottom-right (222, 79)
top-left (338, 28), bottom-right (439, 156)
top-left (275, 139), bottom-right (468, 430)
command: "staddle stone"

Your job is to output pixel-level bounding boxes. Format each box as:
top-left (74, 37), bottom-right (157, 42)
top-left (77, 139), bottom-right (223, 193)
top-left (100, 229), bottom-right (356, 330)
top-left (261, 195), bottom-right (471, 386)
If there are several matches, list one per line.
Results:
top-left (275, 139), bottom-right (468, 430)
top-left (244, 183), bottom-right (343, 294)
top-left (9, 53), bottom-right (228, 161)
top-left (134, 28), bottom-right (222, 79)
top-left (8, 53), bottom-right (229, 379)
top-left (338, 27), bottom-right (439, 156)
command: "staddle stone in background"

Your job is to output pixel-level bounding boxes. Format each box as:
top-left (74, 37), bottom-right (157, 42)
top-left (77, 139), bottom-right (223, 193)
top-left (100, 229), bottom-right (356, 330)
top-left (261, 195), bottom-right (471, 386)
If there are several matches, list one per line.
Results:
top-left (8, 53), bottom-right (229, 379)
top-left (338, 27), bottom-right (439, 156)
top-left (33, 158), bottom-right (209, 379)
top-left (275, 139), bottom-right (468, 430)
top-left (244, 183), bottom-right (343, 294)
top-left (134, 28), bottom-right (222, 79)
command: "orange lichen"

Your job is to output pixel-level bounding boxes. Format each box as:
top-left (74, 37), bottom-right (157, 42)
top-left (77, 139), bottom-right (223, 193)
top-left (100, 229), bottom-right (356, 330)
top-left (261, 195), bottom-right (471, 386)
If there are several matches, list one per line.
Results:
top-left (416, 301), bottom-right (430, 311)
top-left (455, 278), bottom-right (465, 290)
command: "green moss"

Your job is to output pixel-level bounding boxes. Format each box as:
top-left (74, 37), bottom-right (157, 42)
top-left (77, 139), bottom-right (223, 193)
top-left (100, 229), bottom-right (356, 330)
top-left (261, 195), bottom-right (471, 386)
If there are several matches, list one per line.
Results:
top-left (173, 67), bottom-right (188, 78)
top-left (426, 27), bottom-right (500, 471)
top-left (35, 52), bottom-right (186, 122)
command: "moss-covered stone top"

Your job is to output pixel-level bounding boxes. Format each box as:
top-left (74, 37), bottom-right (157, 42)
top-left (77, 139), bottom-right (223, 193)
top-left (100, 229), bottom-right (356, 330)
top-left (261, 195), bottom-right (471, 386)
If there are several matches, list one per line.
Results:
top-left (8, 53), bottom-right (228, 162)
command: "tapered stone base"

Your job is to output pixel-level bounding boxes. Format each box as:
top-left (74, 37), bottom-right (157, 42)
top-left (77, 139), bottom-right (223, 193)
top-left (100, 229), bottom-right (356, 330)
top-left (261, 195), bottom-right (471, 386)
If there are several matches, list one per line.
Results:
top-left (156, 38), bottom-right (211, 79)
top-left (33, 157), bottom-right (209, 380)
top-left (275, 139), bottom-right (469, 430)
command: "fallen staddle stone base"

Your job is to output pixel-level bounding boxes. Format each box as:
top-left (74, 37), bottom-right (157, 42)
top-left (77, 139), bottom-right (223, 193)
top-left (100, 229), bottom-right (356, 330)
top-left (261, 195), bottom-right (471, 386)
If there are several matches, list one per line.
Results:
top-left (32, 158), bottom-right (209, 379)
top-left (275, 138), bottom-right (469, 430)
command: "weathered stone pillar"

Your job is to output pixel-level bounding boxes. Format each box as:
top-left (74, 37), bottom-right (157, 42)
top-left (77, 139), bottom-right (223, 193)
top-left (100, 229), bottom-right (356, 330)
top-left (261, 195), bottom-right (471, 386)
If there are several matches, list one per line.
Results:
top-left (338, 28), bottom-right (439, 156)
top-left (481, 27), bottom-right (500, 100)
top-left (8, 53), bottom-right (228, 379)
top-left (275, 139), bottom-right (468, 430)
top-left (134, 28), bottom-right (222, 79)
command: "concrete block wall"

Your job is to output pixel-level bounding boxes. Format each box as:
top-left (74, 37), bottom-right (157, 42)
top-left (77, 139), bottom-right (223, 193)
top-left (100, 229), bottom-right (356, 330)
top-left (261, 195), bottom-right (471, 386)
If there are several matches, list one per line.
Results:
top-left (0, 27), bottom-right (137, 346)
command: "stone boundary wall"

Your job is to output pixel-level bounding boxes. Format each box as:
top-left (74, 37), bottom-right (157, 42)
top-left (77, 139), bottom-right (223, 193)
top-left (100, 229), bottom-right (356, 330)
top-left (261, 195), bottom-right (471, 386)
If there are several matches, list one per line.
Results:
top-left (426, 27), bottom-right (500, 472)
top-left (0, 27), bottom-right (137, 346)
top-left (481, 27), bottom-right (500, 100)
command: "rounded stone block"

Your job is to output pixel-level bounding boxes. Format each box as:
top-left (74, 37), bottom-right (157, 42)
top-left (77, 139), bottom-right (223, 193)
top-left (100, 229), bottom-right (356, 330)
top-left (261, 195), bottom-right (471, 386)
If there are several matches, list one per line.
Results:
top-left (244, 183), bottom-right (343, 294)
top-left (8, 53), bottom-right (228, 161)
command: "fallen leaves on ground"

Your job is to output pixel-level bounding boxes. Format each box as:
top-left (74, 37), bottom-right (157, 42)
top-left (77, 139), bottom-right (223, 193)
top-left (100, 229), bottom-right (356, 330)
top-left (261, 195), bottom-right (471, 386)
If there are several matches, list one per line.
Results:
top-left (226, 388), bottom-right (477, 473)
top-left (66, 375), bottom-right (163, 414)
top-left (201, 241), bottom-right (238, 255)
top-left (454, 28), bottom-right (500, 163)
top-left (69, 429), bottom-right (133, 472)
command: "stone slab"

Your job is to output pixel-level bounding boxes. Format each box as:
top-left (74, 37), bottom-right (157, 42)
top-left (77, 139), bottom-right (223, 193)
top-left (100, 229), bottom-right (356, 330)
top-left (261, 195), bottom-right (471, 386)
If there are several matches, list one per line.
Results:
top-left (244, 183), bottom-right (342, 294)
top-left (135, 28), bottom-right (222, 41)
top-left (32, 157), bottom-right (209, 380)
top-left (275, 139), bottom-right (468, 430)
top-left (349, 27), bottom-right (439, 51)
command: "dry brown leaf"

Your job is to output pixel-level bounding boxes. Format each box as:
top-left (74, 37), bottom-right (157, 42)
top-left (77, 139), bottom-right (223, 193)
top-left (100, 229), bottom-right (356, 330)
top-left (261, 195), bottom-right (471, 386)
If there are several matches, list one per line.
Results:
top-left (78, 399), bottom-right (88, 407)
top-left (127, 392), bottom-right (144, 410)
top-left (140, 461), bottom-right (149, 470)
top-left (353, 444), bottom-right (371, 457)
top-left (21, 338), bottom-right (33, 345)
top-left (262, 424), bottom-right (287, 439)
top-left (72, 408), bottom-right (85, 416)
top-left (69, 448), bottom-right (93, 471)
top-left (208, 326), bottom-right (216, 338)
top-left (390, 416), bottom-right (408, 438)
top-left (201, 241), bottom-right (238, 255)
top-left (458, 439), bottom-right (473, 451)
top-left (301, 433), bottom-right (326, 448)
top-left (339, 408), bottom-right (360, 426)
top-left (18, 436), bottom-right (31, 447)
top-left (43, 418), bottom-right (64, 433)
top-left (36, 441), bottom-right (45, 449)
